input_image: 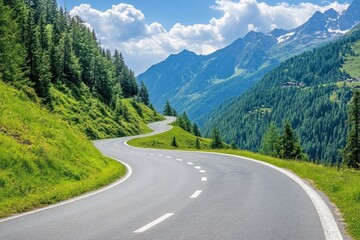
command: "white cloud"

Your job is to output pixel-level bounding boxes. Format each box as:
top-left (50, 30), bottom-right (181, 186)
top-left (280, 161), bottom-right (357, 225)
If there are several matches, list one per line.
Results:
top-left (70, 1), bottom-right (349, 74)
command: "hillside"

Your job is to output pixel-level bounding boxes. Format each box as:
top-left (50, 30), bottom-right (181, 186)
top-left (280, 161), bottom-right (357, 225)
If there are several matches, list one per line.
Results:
top-left (138, 0), bottom-right (360, 122)
top-left (51, 83), bottom-right (163, 139)
top-left (128, 126), bottom-right (212, 150)
top-left (0, 0), bottom-right (164, 217)
top-left (0, 81), bottom-right (125, 217)
top-left (203, 24), bottom-right (360, 165)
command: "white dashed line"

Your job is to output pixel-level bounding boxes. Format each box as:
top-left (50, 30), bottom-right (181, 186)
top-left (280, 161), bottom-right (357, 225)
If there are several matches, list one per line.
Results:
top-left (190, 190), bottom-right (202, 199)
top-left (194, 166), bottom-right (202, 169)
top-left (158, 155), bottom-right (163, 157)
top-left (201, 177), bottom-right (207, 182)
top-left (149, 153), bottom-right (154, 156)
top-left (134, 213), bottom-right (174, 233)
top-left (176, 158), bottom-right (183, 161)
top-left (199, 170), bottom-right (206, 173)
top-left (166, 156), bottom-right (172, 159)
top-left (187, 162), bottom-right (194, 165)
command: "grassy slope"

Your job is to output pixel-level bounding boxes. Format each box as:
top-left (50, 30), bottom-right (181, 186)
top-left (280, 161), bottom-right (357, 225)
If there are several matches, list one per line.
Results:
top-left (128, 126), bottom-right (212, 149)
top-left (0, 81), bottom-right (126, 218)
top-left (51, 84), bottom-right (164, 140)
top-left (128, 124), bottom-right (360, 239)
top-left (343, 41), bottom-right (360, 78)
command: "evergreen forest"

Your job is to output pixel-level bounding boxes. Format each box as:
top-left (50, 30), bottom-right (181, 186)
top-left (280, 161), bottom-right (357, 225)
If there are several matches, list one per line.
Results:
top-left (204, 25), bottom-right (360, 165)
top-left (0, 0), bottom-right (160, 139)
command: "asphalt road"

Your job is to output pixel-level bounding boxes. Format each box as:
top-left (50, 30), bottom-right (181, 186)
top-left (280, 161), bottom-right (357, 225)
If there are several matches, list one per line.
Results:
top-left (0, 117), bottom-right (343, 240)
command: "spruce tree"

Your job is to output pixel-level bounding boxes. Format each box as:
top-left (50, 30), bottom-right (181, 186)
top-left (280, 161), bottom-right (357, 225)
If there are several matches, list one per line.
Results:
top-left (138, 81), bottom-right (149, 105)
top-left (193, 123), bottom-right (201, 137)
top-left (171, 136), bottom-right (178, 147)
top-left (210, 127), bottom-right (223, 149)
top-left (195, 137), bottom-right (201, 149)
top-left (260, 122), bottom-right (280, 157)
top-left (0, 0), bottom-right (26, 86)
top-left (163, 100), bottom-right (173, 116)
top-left (342, 90), bottom-right (360, 169)
top-left (280, 121), bottom-right (302, 160)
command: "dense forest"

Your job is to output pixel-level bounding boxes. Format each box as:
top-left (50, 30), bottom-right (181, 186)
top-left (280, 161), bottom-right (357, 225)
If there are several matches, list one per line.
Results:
top-left (204, 25), bottom-right (360, 165)
top-left (0, 0), bottom-right (159, 139)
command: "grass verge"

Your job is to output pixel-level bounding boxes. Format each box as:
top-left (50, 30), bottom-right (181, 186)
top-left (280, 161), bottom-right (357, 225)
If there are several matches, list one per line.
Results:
top-left (0, 81), bottom-right (126, 218)
top-left (128, 125), bottom-right (360, 240)
top-left (128, 126), bottom-right (212, 149)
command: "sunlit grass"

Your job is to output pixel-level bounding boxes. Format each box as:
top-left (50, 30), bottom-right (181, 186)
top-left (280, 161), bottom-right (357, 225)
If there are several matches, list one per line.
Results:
top-left (0, 81), bottom-right (125, 218)
top-left (128, 126), bottom-right (212, 149)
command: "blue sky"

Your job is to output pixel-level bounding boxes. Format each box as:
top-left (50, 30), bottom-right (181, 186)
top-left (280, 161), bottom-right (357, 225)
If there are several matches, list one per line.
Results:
top-left (64, 0), bottom-right (350, 74)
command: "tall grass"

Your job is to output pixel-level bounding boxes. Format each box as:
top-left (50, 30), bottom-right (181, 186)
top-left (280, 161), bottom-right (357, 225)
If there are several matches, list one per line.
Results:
top-left (0, 81), bottom-right (125, 217)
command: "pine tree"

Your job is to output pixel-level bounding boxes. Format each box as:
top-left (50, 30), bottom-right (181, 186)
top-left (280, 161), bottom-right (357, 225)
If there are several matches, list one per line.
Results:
top-left (171, 136), bottom-right (178, 147)
top-left (163, 100), bottom-right (173, 116)
top-left (260, 122), bottom-right (280, 157)
top-left (210, 127), bottom-right (223, 149)
top-left (24, 9), bottom-right (51, 103)
top-left (193, 123), bottom-right (201, 137)
top-left (195, 137), bottom-right (201, 149)
top-left (0, 0), bottom-right (27, 86)
top-left (280, 121), bottom-right (302, 160)
top-left (342, 90), bottom-right (360, 169)
top-left (138, 81), bottom-right (149, 105)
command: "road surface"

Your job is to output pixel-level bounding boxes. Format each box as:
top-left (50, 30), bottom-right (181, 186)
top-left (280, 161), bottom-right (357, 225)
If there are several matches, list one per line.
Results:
top-left (0, 117), bottom-right (343, 239)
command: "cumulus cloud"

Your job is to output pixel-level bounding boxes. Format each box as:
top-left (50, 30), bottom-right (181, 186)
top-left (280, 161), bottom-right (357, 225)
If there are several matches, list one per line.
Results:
top-left (70, 0), bottom-right (349, 74)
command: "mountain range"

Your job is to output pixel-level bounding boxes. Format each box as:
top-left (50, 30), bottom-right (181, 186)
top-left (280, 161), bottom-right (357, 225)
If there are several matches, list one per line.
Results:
top-left (203, 23), bottom-right (360, 164)
top-left (138, 0), bottom-right (360, 122)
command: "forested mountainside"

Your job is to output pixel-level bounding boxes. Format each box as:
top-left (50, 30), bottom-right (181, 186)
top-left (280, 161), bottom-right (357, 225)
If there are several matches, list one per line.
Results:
top-left (138, 0), bottom-right (360, 123)
top-left (0, 0), bottom-right (162, 139)
top-left (203, 24), bottom-right (360, 165)
top-left (0, 0), bottom-right (164, 216)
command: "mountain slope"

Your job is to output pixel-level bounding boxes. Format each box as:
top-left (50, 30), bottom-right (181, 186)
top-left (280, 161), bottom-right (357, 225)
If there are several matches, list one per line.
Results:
top-left (138, 0), bottom-right (360, 122)
top-left (0, 0), bottom-right (163, 218)
top-left (0, 81), bottom-right (125, 217)
top-left (203, 24), bottom-right (360, 164)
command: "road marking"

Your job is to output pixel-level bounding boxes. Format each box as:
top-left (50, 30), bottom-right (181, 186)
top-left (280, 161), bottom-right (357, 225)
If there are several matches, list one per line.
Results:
top-left (134, 213), bottom-right (174, 233)
top-left (158, 154), bottom-right (163, 157)
top-left (187, 162), bottom-right (194, 165)
top-left (201, 177), bottom-right (207, 182)
top-left (190, 190), bottom-right (202, 198)
top-left (199, 170), bottom-right (206, 173)
top-left (194, 166), bottom-right (202, 169)
top-left (166, 156), bottom-right (172, 159)
top-left (149, 153), bottom-right (154, 156)
top-left (204, 152), bottom-right (343, 240)
top-left (176, 158), bottom-right (183, 161)
top-left (0, 155), bottom-right (133, 224)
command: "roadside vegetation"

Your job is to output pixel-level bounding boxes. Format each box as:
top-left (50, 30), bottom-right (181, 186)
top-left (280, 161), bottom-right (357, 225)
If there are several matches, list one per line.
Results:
top-left (0, 81), bottom-right (126, 218)
top-left (128, 126), bottom-right (212, 149)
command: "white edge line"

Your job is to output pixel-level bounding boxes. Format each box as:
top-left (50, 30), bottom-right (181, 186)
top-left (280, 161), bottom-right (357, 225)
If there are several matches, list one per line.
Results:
top-left (134, 213), bottom-right (174, 233)
top-left (190, 190), bottom-right (202, 199)
top-left (0, 156), bottom-right (133, 224)
top-left (203, 152), bottom-right (343, 240)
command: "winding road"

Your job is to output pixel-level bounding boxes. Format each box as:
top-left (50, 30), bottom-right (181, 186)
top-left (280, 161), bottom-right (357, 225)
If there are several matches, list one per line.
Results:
top-left (0, 117), bottom-right (344, 240)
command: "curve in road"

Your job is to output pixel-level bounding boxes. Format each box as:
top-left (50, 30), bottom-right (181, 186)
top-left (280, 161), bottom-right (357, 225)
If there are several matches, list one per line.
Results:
top-left (0, 117), bottom-right (344, 240)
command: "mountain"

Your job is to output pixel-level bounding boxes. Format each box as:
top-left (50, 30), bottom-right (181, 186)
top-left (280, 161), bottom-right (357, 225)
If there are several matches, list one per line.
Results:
top-left (138, 0), bottom-right (360, 122)
top-left (203, 24), bottom-right (360, 165)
